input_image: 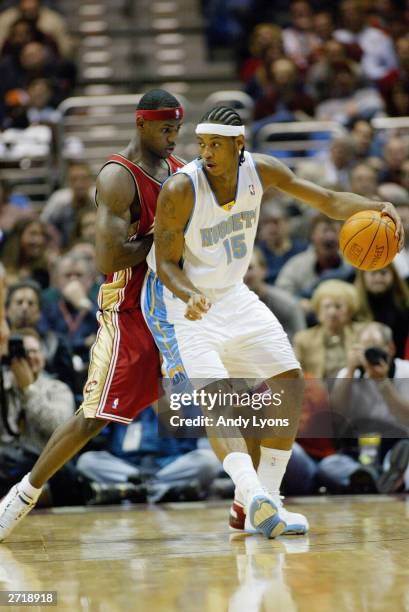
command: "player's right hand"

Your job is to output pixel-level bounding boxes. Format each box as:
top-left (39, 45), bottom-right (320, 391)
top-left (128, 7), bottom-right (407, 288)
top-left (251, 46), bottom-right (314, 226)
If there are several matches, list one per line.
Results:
top-left (185, 293), bottom-right (211, 321)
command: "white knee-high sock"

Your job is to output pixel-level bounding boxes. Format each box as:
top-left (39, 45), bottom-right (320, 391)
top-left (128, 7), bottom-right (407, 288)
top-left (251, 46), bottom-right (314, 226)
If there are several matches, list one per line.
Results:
top-left (223, 452), bottom-right (263, 503)
top-left (257, 447), bottom-right (292, 496)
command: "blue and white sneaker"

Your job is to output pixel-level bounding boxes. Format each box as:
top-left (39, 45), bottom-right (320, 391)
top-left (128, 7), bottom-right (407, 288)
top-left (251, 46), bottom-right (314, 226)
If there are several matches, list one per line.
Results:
top-left (229, 495), bottom-right (309, 536)
top-left (247, 494), bottom-right (287, 539)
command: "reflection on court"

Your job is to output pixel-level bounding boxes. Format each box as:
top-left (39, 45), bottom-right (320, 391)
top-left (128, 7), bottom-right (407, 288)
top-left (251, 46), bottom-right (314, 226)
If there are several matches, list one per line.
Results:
top-left (1, 496), bottom-right (409, 611)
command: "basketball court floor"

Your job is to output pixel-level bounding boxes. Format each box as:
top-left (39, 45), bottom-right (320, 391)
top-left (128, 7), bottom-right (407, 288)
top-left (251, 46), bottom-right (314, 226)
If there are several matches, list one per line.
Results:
top-left (0, 495), bottom-right (408, 611)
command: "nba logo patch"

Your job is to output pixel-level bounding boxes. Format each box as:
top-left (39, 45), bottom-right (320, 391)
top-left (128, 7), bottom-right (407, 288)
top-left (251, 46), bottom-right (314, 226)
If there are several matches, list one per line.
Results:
top-left (112, 398), bottom-right (119, 409)
top-left (175, 109), bottom-right (180, 118)
top-left (249, 184), bottom-right (255, 195)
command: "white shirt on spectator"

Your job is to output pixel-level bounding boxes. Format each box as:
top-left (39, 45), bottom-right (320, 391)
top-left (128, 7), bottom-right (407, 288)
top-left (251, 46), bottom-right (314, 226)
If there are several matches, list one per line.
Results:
top-left (393, 248), bottom-right (409, 280)
top-left (315, 87), bottom-right (385, 125)
top-left (334, 27), bottom-right (397, 80)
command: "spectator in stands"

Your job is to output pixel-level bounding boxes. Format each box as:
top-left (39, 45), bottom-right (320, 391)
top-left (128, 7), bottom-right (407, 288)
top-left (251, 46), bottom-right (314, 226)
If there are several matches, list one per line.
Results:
top-left (313, 11), bottom-right (336, 45)
top-left (0, 0), bottom-right (72, 57)
top-left (76, 406), bottom-right (221, 503)
top-left (41, 163), bottom-right (95, 248)
top-left (282, 0), bottom-right (320, 70)
top-left (0, 328), bottom-right (79, 505)
top-left (250, 57), bottom-right (315, 122)
top-left (319, 322), bottom-right (409, 493)
top-left (334, 0), bottom-right (397, 80)
top-left (240, 23), bottom-right (283, 83)
top-left (367, 0), bottom-right (404, 38)
top-left (379, 36), bottom-right (409, 100)
top-left (350, 119), bottom-right (382, 161)
top-left (0, 180), bottom-right (33, 237)
top-left (300, 135), bottom-right (356, 190)
top-left (5, 280), bottom-right (75, 389)
top-left (315, 60), bottom-right (385, 125)
top-left (282, 376), bottom-right (335, 495)
top-left (385, 81), bottom-right (409, 117)
top-left (41, 253), bottom-right (98, 364)
top-left (60, 242), bottom-right (101, 307)
top-left (0, 218), bottom-right (54, 288)
top-left (244, 247), bottom-right (306, 341)
top-left (67, 242), bottom-right (102, 304)
top-left (379, 136), bottom-right (409, 185)
top-left (355, 264), bottom-right (409, 358)
top-left (0, 40), bottom-right (76, 118)
top-left (244, 39), bottom-right (285, 99)
top-left (26, 78), bottom-right (61, 125)
top-left (276, 214), bottom-right (353, 302)
top-left (293, 280), bottom-right (363, 378)
top-left (0, 17), bottom-right (59, 59)
top-left (306, 39), bottom-right (353, 102)
top-left (350, 164), bottom-right (380, 199)
top-left (68, 207), bottom-right (97, 248)
top-left (256, 201), bottom-right (308, 284)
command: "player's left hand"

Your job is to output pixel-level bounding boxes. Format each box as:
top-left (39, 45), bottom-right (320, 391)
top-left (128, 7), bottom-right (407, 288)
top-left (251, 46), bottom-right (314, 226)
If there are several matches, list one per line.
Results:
top-left (185, 293), bottom-right (211, 321)
top-left (380, 202), bottom-right (405, 251)
top-left (362, 356), bottom-right (389, 380)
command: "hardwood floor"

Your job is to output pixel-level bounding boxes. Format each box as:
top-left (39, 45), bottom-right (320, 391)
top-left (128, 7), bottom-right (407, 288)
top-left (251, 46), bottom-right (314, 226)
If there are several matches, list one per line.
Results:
top-left (0, 496), bottom-right (408, 611)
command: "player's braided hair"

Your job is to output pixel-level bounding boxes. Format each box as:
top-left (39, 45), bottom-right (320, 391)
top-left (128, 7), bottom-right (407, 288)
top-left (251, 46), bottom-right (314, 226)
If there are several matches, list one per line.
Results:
top-left (137, 89), bottom-right (181, 110)
top-left (200, 106), bottom-right (245, 165)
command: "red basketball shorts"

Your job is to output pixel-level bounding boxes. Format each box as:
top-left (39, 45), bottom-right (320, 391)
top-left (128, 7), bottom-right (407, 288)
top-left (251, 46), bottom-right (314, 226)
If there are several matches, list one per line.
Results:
top-left (79, 308), bottom-right (160, 424)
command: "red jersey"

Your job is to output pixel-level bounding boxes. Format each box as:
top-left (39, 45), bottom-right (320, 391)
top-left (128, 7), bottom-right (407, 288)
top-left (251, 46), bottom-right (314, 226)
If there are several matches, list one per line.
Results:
top-left (97, 153), bottom-right (184, 312)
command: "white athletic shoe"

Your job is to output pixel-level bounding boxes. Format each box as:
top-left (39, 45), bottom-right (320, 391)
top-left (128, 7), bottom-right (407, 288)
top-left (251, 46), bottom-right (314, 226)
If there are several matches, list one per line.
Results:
top-left (272, 496), bottom-right (309, 535)
top-left (0, 483), bottom-right (36, 542)
top-left (231, 494), bottom-right (309, 536)
top-left (247, 493), bottom-right (287, 539)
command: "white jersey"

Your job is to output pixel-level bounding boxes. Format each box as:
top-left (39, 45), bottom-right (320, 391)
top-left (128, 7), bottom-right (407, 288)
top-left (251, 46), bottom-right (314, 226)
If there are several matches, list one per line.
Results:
top-left (147, 151), bottom-right (263, 293)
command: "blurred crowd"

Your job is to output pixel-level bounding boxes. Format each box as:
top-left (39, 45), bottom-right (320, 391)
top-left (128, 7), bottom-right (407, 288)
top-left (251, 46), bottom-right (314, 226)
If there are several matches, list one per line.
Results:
top-left (1, 0), bottom-right (409, 508)
top-left (0, 0), bottom-right (75, 131)
top-left (207, 0), bottom-right (409, 122)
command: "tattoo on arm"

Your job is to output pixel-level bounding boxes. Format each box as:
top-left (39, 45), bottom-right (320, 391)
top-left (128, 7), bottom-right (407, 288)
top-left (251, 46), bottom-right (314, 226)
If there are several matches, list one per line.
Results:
top-left (155, 177), bottom-right (198, 302)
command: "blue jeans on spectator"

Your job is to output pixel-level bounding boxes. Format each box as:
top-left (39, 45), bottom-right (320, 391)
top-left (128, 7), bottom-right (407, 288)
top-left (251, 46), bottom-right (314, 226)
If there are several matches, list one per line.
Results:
top-left (76, 447), bottom-right (221, 502)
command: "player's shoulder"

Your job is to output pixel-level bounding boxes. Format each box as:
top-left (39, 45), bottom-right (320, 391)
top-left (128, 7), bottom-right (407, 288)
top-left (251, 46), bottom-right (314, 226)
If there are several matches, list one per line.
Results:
top-left (97, 162), bottom-right (135, 200)
top-left (163, 161), bottom-right (198, 197)
top-left (252, 153), bottom-right (294, 188)
top-left (252, 152), bottom-right (287, 172)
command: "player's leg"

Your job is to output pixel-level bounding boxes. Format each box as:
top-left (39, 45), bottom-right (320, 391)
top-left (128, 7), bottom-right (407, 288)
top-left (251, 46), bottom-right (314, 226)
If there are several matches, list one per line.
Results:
top-left (142, 274), bottom-right (287, 538)
top-left (0, 411), bottom-right (106, 541)
top-left (222, 285), bottom-right (308, 534)
top-left (0, 308), bottom-right (157, 542)
top-left (30, 411), bottom-right (106, 487)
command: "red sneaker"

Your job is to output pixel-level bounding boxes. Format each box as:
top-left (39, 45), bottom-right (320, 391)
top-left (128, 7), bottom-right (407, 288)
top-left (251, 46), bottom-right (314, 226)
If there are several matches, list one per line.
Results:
top-left (229, 499), bottom-right (245, 531)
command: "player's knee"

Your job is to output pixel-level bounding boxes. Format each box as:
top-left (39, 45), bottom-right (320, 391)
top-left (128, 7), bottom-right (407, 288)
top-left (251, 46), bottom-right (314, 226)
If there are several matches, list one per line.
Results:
top-left (76, 413), bottom-right (106, 440)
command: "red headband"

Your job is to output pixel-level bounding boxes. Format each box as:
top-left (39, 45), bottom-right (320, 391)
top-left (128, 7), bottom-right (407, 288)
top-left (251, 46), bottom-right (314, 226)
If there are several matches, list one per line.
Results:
top-left (135, 107), bottom-right (184, 121)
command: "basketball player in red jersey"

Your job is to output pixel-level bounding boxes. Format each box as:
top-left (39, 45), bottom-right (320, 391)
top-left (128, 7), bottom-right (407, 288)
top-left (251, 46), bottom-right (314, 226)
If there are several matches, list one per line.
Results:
top-left (0, 89), bottom-right (185, 540)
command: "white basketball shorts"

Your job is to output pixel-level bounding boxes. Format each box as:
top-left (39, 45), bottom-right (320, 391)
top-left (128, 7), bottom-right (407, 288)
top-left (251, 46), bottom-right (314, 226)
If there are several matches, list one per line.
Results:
top-left (142, 270), bottom-right (300, 385)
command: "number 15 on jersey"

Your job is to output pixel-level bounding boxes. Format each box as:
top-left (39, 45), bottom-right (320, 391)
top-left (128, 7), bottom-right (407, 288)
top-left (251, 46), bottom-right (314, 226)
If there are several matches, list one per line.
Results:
top-left (223, 233), bottom-right (247, 264)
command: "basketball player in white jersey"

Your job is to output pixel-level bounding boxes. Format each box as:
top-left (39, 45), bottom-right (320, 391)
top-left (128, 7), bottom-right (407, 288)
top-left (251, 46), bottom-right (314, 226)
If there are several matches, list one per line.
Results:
top-left (142, 106), bottom-right (404, 538)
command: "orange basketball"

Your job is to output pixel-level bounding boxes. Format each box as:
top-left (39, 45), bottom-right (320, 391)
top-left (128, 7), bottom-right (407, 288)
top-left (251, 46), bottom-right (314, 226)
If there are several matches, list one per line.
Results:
top-left (339, 210), bottom-right (398, 271)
